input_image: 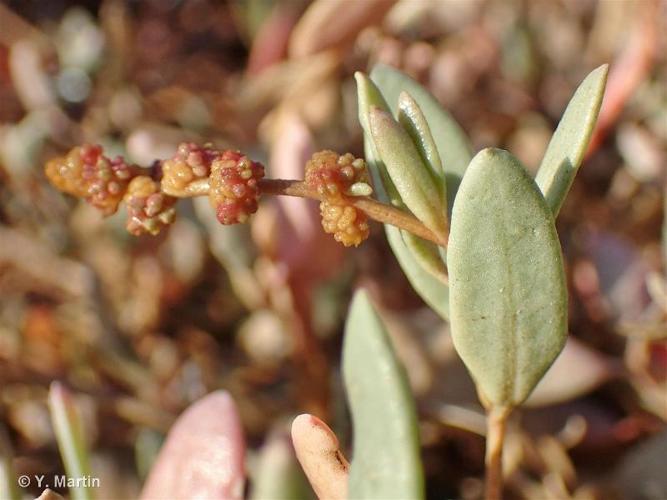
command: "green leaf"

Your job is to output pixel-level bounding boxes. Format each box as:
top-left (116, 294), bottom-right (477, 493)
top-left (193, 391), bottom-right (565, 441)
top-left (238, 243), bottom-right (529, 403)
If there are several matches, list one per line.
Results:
top-left (397, 92), bottom-right (444, 179)
top-left (344, 290), bottom-right (424, 499)
top-left (48, 382), bottom-right (94, 500)
top-left (535, 65), bottom-right (608, 215)
top-left (370, 107), bottom-right (447, 238)
top-left (355, 72), bottom-right (400, 204)
top-left (370, 64), bottom-right (472, 217)
top-left (398, 91), bottom-right (447, 221)
top-left (250, 431), bottom-right (314, 500)
top-left (0, 429), bottom-right (21, 500)
top-left (448, 148), bottom-right (567, 407)
top-left (386, 225), bottom-right (450, 320)
top-left (401, 231), bottom-right (448, 283)
top-left (357, 73), bottom-right (449, 316)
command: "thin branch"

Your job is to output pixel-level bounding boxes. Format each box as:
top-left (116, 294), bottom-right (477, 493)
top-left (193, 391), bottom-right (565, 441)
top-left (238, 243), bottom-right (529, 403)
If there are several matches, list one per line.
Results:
top-left (258, 178), bottom-right (448, 247)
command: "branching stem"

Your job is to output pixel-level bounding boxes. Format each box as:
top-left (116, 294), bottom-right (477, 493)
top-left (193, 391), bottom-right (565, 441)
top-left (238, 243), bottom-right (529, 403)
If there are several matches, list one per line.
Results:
top-left (259, 179), bottom-right (448, 247)
top-left (168, 177), bottom-right (448, 247)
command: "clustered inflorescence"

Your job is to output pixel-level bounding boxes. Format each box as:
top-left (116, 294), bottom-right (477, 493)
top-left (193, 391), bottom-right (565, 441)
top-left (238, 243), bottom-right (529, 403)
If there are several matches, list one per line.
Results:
top-left (45, 143), bottom-right (373, 247)
top-left (305, 151), bottom-right (371, 247)
top-left (125, 176), bottom-right (177, 236)
top-left (45, 144), bottom-right (137, 216)
top-left (208, 150), bottom-right (265, 225)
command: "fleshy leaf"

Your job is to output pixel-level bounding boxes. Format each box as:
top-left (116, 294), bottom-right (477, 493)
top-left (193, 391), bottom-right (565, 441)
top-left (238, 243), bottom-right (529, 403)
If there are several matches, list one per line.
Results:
top-left (355, 72), bottom-right (400, 204)
top-left (386, 225), bottom-right (449, 319)
top-left (401, 231), bottom-right (448, 283)
top-left (290, 415), bottom-right (347, 500)
top-left (370, 64), bottom-right (472, 217)
top-left (357, 73), bottom-right (449, 316)
top-left (370, 107), bottom-right (447, 239)
top-left (525, 337), bottom-right (616, 407)
top-left (398, 92), bottom-right (445, 180)
top-left (252, 427), bottom-right (315, 500)
top-left (448, 148), bottom-right (567, 407)
top-left (48, 383), bottom-right (93, 500)
top-left (343, 290), bottom-right (424, 499)
top-left (140, 391), bottom-right (246, 500)
top-left (535, 65), bottom-right (608, 215)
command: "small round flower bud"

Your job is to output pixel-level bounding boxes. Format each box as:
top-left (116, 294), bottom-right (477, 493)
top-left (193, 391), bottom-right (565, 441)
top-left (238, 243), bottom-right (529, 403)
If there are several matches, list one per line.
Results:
top-left (305, 151), bottom-right (371, 201)
top-left (45, 144), bottom-right (136, 215)
top-left (161, 142), bottom-right (219, 196)
top-left (320, 201), bottom-right (370, 247)
top-left (208, 150), bottom-right (265, 225)
top-left (124, 176), bottom-right (177, 236)
top-left (305, 151), bottom-right (372, 247)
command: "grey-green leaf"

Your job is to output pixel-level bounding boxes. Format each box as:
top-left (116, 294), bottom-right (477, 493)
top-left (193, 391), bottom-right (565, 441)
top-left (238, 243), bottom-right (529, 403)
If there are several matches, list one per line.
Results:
top-left (357, 74), bottom-right (450, 318)
top-left (535, 64), bottom-right (608, 215)
top-left (344, 290), bottom-right (424, 499)
top-left (401, 231), bottom-right (448, 283)
top-left (370, 64), bottom-right (472, 216)
top-left (370, 107), bottom-right (447, 238)
top-left (398, 92), bottom-right (444, 178)
top-left (387, 225), bottom-right (449, 319)
top-left (398, 91), bottom-right (447, 220)
top-left (448, 148), bottom-right (567, 407)
top-left (355, 72), bottom-right (400, 204)
top-left (364, 138), bottom-right (450, 319)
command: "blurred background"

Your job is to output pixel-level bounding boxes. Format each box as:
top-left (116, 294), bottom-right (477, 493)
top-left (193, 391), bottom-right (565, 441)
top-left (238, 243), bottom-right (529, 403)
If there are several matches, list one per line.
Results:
top-left (0, 0), bottom-right (665, 498)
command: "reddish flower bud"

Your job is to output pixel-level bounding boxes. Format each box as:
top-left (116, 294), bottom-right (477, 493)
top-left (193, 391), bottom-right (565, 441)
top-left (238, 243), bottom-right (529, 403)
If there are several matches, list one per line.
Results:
top-left (208, 150), bottom-right (265, 225)
top-left (161, 142), bottom-right (219, 196)
top-left (305, 151), bottom-right (371, 247)
top-left (124, 176), bottom-right (177, 236)
top-left (45, 144), bottom-right (136, 215)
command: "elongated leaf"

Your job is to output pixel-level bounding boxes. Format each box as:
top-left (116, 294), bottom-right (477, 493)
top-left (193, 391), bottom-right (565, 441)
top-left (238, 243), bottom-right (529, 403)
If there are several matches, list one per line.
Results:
top-left (401, 231), bottom-right (448, 283)
top-left (343, 290), bottom-right (424, 499)
top-left (48, 383), bottom-right (93, 500)
top-left (355, 72), bottom-right (400, 204)
top-left (386, 225), bottom-right (449, 319)
top-left (448, 148), bottom-right (567, 407)
top-left (253, 427), bottom-right (314, 500)
top-left (535, 65), bottom-right (608, 215)
top-left (398, 92), bottom-right (444, 179)
top-left (140, 391), bottom-right (246, 500)
top-left (370, 107), bottom-right (447, 238)
top-left (370, 64), bottom-right (472, 216)
top-left (357, 73), bottom-right (449, 315)
top-left (398, 91), bottom-right (447, 222)
top-left (0, 429), bottom-right (21, 500)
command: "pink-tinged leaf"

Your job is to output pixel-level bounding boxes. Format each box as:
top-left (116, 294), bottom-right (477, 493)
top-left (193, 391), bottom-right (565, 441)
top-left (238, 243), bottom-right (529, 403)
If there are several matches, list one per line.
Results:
top-left (246, 4), bottom-right (299, 75)
top-left (140, 391), bottom-right (245, 500)
top-left (268, 112), bottom-right (344, 280)
top-left (526, 337), bottom-right (618, 407)
top-left (288, 0), bottom-right (396, 58)
top-left (291, 414), bottom-right (349, 500)
top-left (36, 490), bottom-right (65, 500)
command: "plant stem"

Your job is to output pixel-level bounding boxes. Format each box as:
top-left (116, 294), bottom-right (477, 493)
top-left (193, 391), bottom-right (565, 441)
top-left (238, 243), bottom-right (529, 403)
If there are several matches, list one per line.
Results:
top-left (485, 406), bottom-right (510, 500)
top-left (258, 178), bottom-right (447, 247)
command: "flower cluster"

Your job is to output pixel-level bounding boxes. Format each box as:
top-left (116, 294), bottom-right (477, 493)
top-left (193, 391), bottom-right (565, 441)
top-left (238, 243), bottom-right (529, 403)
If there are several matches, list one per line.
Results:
top-left (45, 144), bottom-right (378, 247)
top-left (45, 143), bottom-right (267, 236)
top-left (125, 176), bottom-right (177, 236)
top-left (45, 144), bottom-right (136, 215)
top-left (305, 151), bottom-right (371, 247)
top-left (160, 142), bottom-right (220, 196)
top-left (208, 150), bottom-right (265, 225)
